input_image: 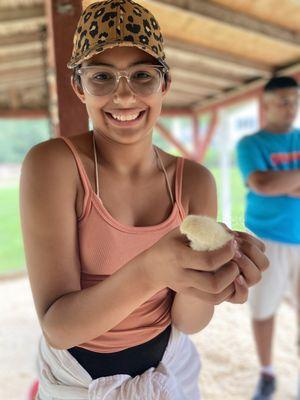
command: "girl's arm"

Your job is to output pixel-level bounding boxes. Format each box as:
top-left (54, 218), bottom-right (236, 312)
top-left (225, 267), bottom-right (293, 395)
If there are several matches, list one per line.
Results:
top-left (20, 140), bottom-right (159, 350)
top-left (171, 163), bottom-right (217, 334)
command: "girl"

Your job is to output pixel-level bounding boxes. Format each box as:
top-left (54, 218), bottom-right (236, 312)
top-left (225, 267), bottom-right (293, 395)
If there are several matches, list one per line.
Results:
top-left (20, 1), bottom-right (268, 399)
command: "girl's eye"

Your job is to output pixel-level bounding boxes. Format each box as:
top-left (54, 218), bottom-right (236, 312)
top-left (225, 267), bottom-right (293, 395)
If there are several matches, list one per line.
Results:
top-left (133, 71), bottom-right (152, 80)
top-left (92, 73), bottom-right (113, 81)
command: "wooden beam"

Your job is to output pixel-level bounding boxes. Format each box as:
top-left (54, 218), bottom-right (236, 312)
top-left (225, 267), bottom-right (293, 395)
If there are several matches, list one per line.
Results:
top-left (0, 109), bottom-right (47, 119)
top-left (156, 0), bottom-right (300, 46)
top-left (197, 111), bottom-right (218, 162)
top-left (156, 121), bottom-right (194, 159)
top-left (193, 62), bottom-right (300, 113)
top-left (46, 0), bottom-right (88, 137)
top-left (161, 108), bottom-right (194, 116)
top-left (140, 1), bottom-right (300, 66)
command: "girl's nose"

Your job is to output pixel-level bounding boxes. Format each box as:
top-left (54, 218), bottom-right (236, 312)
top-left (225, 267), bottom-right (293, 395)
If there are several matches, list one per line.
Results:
top-left (113, 77), bottom-right (136, 105)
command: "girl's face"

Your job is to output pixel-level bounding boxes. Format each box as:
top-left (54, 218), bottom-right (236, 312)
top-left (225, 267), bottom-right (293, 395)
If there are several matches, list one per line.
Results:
top-left (72, 46), bottom-right (170, 145)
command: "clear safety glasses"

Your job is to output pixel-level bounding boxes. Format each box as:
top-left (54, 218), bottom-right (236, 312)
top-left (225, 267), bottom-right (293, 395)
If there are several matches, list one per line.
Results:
top-left (77, 64), bottom-right (167, 97)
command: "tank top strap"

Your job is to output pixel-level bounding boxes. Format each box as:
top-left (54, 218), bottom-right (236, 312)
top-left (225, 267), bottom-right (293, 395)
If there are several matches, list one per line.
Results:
top-left (175, 157), bottom-right (186, 221)
top-left (60, 136), bottom-right (92, 219)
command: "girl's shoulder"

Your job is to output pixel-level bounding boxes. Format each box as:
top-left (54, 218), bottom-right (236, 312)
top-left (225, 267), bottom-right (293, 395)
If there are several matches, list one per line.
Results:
top-left (182, 159), bottom-right (217, 215)
top-left (21, 132), bottom-right (92, 199)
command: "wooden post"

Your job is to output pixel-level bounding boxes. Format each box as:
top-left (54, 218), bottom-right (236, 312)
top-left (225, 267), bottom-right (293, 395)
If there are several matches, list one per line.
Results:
top-left (258, 90), bottom-right (266, 129)
top-left (197, 111), bottom-right (218, 162)
top-left (46, 0), bottom-right (89, 137)
top-left (156, 121), bottom-right (194, 159)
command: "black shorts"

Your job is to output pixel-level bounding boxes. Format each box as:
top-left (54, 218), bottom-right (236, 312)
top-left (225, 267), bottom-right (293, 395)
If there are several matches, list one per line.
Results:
top-left (67, 324), bottom-right (172, 379)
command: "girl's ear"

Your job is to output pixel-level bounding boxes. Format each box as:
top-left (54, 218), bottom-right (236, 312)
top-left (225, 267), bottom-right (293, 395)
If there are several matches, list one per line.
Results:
top-left (70, 75), bottom-right (86, 104)
top-left (162, 73), bottom-right (171, 96)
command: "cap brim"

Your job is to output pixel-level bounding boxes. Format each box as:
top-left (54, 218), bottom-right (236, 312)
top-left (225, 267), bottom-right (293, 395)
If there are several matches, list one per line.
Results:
top-left (67, 40), bottom-right (169, 70)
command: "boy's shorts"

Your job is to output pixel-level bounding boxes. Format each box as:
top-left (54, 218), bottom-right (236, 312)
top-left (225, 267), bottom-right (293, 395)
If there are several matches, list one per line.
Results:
top-left (246, 231), bottom-right (300, 320)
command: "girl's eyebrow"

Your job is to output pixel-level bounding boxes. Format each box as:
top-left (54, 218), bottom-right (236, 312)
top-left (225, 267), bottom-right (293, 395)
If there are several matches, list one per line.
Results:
top-left (86, 60), bottom-right (155, 67)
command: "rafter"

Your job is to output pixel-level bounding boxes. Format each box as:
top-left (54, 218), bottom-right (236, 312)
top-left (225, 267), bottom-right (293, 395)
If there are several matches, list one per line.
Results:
top-left (165, 40), bottom-right (271, 77)
top-left (153, 0), bottom-right (300, 46)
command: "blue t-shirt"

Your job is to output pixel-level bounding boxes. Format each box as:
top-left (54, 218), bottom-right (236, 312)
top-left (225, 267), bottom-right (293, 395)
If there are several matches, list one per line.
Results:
top-left (236, 128), bottom-right (300, 244)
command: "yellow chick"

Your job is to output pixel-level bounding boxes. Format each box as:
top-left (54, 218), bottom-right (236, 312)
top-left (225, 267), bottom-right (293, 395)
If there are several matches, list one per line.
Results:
top-left (180, 215), bottom-right (233, 251)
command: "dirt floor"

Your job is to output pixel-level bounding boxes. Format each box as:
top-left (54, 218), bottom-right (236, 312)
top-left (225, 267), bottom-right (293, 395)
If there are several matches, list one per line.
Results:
top-left (0, 275), bottom-right (298, 400)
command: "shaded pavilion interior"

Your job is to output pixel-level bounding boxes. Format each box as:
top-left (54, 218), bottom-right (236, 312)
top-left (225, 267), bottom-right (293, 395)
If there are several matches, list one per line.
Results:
top-left (1, 0), bottom-right (300, 161)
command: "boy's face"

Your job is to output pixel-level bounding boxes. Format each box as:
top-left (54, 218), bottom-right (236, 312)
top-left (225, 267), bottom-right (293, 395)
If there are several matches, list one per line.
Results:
top-left (72, 46), bottom-right (170, 145)
top-left (264, 87), bottom-right (299, 129)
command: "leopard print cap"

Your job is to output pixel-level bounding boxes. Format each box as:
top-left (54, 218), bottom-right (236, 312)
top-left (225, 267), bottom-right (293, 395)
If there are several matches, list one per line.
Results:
top-left (67, 0), bottom-right (169, 70)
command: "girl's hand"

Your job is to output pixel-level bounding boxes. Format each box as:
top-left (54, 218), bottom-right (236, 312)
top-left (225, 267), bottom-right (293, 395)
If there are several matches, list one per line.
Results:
top-left (225, 229), bottom-right (269, 304)
top-left (226, 274), bottom-right (249, 304)
top-left (232, 230), bottom-right (269, 287)
top-left (142, 227), bottom-right (241, 304)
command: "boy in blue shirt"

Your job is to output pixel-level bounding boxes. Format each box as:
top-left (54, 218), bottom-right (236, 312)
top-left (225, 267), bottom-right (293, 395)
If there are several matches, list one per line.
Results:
top-left (236, 76), bottom-right (300, 400)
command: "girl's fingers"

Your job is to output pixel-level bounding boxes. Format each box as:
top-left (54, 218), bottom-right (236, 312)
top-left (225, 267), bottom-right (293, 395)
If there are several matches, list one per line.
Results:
top-left (235, 239), bottom-right (269, 272)
top-left (227, 277), bottom-right (249, 304)
top-left (234, 231), bottom-right (266, 252)
top-left (183, 238), bottom-right (237, 272)
top-left (184, 261), bottom-right (239, 294)
top-left (233, 252), bottom-right (262, 287)
top-left (182, 283), bottom-right (235, 305)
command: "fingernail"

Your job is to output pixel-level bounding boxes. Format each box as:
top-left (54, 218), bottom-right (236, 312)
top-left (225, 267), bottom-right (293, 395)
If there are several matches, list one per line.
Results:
top-left (237, 275), bottom-right (245, 285)
top-left (234, 250), bottom-right (242, 259)
top-left (233, 239), bottom-right (238, 249)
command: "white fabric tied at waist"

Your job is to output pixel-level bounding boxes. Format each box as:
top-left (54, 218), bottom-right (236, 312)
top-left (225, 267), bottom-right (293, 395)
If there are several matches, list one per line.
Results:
top-left (37, 325), bottom-right (201, 400)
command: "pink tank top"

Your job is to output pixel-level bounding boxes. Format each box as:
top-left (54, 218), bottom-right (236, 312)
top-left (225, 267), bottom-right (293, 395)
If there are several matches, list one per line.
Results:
top-left (61, 134), bottom-right (186, 353)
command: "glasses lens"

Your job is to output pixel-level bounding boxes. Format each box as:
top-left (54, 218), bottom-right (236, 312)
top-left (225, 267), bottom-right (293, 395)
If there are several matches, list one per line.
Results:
top-left (79, 65), bottom-right (164, 96)
top-left (82, 67), bottom-right (116, 96)
top-left (129, 66), bottom-right (162, 96)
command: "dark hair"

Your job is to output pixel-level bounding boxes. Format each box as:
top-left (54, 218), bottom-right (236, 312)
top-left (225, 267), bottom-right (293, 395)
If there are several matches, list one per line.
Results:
top-left (264, 76), bottom-right (298, 92)
top-left (72, 65), bottom-right (82, 88)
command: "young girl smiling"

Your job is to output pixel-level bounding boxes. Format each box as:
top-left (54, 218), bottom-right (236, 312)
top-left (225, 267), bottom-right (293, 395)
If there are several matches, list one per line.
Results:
top-left (20, 1), bottom-right (268, 398)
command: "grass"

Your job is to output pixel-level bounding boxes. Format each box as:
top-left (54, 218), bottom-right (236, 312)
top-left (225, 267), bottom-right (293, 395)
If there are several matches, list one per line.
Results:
top-left (0, 167), bottom-right (247, 274)
top-left (0, 186), bottom-right (25, 273)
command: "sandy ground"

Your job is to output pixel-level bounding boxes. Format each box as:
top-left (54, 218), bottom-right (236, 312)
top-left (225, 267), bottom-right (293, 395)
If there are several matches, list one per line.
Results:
top-left (0, 275), bottom-right (298, 400)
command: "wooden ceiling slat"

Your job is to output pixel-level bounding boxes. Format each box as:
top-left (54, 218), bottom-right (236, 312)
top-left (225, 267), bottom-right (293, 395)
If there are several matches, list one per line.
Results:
top-left (0, 77), bottom-right (45, 90)
top-left (0, 51), bottom-right (42, 64)
top-left (165, 40), bottom-right (271, 77)
top-left (171, 68), bottom-right (237, 89)
top-left (212, 0), bottom-right (300, 33)
top-left (0, 5), bottom-right (44, 22)
top-left (166, 50), bottom-right (250, 83)
top-left (141, 0), bottom-right (300, 66)
top-left (0, 16), bottom-right (46, 35)
top-left (0, 58), bottom-right (43, 73)
top-left (0, 42), bottom-right (42, 56)
top-left (170, 81), bottom-right (217, 96)
top-left (0, 32), bottom-right (41, 46)
top-left (156, 0), bottom-right (300, 46)
top-left (193, 62), bottom-right (300, 112)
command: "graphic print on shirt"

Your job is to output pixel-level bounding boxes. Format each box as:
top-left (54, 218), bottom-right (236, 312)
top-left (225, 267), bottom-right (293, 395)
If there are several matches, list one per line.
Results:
top-left (270, 151), bottom-right (300, 167)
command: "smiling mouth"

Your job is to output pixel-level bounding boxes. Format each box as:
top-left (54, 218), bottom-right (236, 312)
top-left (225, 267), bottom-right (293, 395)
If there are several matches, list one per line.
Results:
top-left (104, 110), bottom-right (146, 124)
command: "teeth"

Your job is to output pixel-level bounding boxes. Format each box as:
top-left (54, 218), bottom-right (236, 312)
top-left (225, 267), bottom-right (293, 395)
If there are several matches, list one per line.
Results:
top-left (111, 112), bottom-right (141, 121)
